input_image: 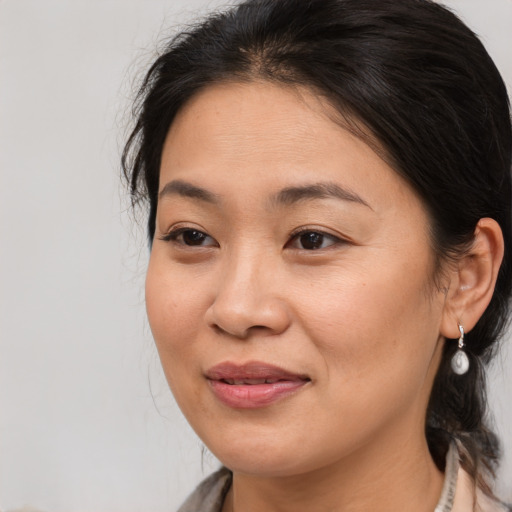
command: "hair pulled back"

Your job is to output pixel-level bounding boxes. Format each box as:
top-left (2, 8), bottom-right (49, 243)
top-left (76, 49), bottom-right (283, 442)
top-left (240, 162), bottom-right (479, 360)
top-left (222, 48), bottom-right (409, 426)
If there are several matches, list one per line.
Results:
top-left (122, 0), bottom-right (512, 490)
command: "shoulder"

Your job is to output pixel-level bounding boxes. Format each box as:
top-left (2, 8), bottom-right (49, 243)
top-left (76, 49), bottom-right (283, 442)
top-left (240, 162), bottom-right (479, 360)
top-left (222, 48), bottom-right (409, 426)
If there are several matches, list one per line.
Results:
top-left (177, 467), bottom-right (232, 512)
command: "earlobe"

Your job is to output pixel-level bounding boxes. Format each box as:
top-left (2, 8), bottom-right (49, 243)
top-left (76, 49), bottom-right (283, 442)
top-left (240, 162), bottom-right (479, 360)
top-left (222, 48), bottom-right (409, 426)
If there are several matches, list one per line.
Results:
top-left (440, 218), bottom-right (504, 339)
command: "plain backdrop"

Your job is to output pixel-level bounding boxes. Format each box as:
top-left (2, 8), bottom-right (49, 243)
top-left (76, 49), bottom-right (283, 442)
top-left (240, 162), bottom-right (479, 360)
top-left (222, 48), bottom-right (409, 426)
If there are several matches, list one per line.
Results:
top-left (1, 0), bottom-right (511, 510)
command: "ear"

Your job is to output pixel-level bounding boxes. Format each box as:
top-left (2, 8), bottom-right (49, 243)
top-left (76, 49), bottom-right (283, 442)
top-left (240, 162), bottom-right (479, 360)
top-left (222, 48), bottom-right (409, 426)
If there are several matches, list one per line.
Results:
top-left (440, 218), bottom-right (504, 339)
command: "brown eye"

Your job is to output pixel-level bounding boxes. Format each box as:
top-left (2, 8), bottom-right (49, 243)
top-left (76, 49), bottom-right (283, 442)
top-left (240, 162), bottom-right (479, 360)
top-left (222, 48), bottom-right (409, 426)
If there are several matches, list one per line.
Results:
top-left (300, 232), bottom-right (324, 250)
top-left (160, 228), bottom-right (218, 247)
top-left (181, 230), bottom-right (209, 246)
top-left (288, 230), bottom-right (340, 250)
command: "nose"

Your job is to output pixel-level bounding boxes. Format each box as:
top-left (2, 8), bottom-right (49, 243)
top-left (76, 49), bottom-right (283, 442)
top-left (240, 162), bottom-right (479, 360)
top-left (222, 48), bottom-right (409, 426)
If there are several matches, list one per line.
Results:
top-left (204, 251), bottom-right (291, 339)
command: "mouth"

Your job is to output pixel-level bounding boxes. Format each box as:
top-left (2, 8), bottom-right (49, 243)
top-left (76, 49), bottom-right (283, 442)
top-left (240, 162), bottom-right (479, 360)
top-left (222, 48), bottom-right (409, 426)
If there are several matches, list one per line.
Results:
top-left (218, 377), bottom-right (295, 385)
top-left (205, 361), bottom-right (311, 409)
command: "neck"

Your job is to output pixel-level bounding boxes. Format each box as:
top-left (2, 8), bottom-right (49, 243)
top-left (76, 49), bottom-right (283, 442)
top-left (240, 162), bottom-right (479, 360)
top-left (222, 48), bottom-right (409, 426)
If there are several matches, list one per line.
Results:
top-left (223, 429), bottom-right (444, 512)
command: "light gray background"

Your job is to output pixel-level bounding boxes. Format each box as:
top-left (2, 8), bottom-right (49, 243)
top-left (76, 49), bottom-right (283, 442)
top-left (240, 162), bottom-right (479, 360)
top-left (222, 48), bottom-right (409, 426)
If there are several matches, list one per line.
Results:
top-left (0, 1), bottom-right (511, 510)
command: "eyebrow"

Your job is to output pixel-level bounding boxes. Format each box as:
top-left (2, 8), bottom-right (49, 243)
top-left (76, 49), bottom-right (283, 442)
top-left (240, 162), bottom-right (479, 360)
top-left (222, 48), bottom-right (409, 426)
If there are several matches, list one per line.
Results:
top-left (159, 180), bottom-right (219, 203)
top-left (271, 182), bottom-right (371, 209)
top-left (158, 179), bottom-right (371, 210)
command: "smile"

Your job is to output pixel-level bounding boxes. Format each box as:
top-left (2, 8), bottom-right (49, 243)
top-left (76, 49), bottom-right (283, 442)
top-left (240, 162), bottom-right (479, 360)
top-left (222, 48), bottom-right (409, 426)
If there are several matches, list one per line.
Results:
top-left (205, 361), bottom-right (310, 409)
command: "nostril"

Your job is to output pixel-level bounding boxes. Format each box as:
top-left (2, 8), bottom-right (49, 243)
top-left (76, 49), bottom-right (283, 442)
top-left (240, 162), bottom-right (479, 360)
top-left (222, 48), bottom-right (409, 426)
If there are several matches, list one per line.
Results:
top-left (210, 322), bottom-right (248, 339)
top-left (210, 323), bottom-right (275, 340)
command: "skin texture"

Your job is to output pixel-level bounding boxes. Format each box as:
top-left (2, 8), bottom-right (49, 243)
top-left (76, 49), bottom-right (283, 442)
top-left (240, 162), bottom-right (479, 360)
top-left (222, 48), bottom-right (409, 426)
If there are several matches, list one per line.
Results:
top-left (145, 81), bottom-right (504, 512)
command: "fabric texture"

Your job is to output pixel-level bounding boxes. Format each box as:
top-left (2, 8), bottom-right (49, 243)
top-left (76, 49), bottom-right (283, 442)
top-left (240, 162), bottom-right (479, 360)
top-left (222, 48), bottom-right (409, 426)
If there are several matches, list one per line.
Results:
top-left (177, 466), bottom-right (231, 512)
top-left (177, 443), bottom-right (509, 512)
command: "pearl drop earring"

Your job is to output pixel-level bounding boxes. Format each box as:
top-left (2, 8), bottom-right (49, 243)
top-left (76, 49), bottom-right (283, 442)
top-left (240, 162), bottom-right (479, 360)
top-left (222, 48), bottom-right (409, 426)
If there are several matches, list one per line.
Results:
top-left (451, 324), bottom-right (469, 375)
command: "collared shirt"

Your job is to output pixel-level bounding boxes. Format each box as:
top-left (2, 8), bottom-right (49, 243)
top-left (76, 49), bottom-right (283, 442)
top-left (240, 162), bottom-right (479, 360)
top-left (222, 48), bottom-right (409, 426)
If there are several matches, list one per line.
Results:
top-left (177, 444), bottom-right (510, 512)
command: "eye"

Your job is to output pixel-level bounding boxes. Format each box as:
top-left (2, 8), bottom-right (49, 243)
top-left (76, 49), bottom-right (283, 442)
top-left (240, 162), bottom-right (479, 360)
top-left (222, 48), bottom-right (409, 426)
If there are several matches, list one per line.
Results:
top-left (159, 227), bottom-right (218, 247)
top-left (287, 230), bottom-right (341, 250)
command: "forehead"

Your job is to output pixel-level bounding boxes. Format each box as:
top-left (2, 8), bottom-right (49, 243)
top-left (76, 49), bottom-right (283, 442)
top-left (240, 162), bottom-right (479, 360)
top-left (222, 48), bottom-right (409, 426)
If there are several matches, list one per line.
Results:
top-left (164, 81), bottom-right (336, 162)
top-left (160, 80), bottom-right (420, 214)
top-left (167, 80), bottom-right (387, 160)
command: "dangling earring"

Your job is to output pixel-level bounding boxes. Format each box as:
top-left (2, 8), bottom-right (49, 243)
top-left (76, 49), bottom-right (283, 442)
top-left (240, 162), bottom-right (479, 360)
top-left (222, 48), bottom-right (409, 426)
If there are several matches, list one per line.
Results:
top-left (451, 324), bottom-right (470, 375)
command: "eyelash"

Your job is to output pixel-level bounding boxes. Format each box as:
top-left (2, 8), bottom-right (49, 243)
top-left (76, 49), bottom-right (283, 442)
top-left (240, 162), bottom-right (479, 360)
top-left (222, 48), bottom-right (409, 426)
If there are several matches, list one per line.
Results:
top-left (159, 225), bottom-right (348, 252)
top-left (158, 227), bottom-right (218, 247)
top-left (286, 227), bottom-right (345, 250)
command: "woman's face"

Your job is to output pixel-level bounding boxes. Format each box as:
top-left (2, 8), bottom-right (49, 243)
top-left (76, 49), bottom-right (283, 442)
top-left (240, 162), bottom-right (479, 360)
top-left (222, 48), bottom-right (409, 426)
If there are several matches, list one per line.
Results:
top-left (146, 81), bottom-right (448, 476)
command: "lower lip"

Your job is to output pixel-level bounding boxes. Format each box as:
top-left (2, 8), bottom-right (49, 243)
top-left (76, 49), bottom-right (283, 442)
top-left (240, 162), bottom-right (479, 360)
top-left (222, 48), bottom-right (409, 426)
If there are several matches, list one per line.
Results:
top-left (208, 380), bottom-right (308, 409)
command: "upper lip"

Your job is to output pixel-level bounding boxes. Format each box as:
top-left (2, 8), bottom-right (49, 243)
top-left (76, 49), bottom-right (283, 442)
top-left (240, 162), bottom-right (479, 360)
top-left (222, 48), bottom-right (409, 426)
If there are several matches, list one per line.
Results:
top-left (205, 361), bottom-right (310, 384)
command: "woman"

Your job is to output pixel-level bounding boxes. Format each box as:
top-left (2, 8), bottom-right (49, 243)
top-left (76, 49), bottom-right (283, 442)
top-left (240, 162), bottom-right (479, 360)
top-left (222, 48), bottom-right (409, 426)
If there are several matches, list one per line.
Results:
top-left (122, 0), bottom-right (512, 510)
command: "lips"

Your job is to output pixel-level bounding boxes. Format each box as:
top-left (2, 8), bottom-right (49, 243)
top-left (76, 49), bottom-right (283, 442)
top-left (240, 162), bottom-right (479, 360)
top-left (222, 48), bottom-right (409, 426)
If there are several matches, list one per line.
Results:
top-left (218, 378), bottom-right (286, 385)
top-left (205, 361), bottom-right (310, 409)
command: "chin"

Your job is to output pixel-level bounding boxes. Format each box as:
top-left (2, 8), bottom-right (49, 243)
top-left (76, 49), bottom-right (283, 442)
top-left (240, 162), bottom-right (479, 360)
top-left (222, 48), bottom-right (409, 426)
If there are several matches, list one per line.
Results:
top-left (200, 425), bottom-right (345, 478)
top-left (196, 426), bottom-right (301, 475)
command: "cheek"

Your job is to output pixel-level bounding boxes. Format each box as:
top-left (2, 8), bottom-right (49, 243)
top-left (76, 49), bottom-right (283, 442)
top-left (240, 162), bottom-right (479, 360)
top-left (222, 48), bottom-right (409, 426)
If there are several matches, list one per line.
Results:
top-left (145, 256), bottom-right (206, 377)
top-left (294, 257), bottom-right (441, 405)
top-left (145, 262), bottom-right (211, 424)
